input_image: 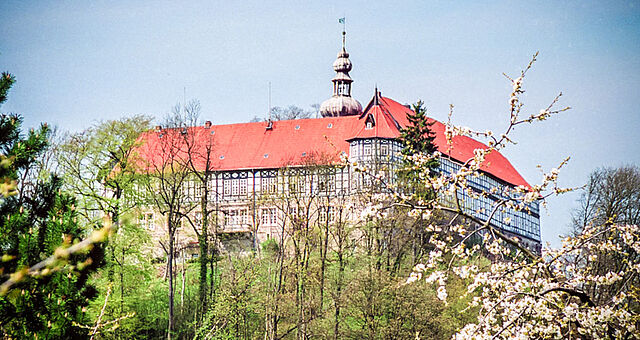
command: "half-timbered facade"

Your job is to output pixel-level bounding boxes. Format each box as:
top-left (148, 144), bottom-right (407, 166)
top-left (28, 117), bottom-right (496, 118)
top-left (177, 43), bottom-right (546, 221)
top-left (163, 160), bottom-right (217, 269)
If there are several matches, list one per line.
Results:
top-left (134, 34), bottom-right (542, 255)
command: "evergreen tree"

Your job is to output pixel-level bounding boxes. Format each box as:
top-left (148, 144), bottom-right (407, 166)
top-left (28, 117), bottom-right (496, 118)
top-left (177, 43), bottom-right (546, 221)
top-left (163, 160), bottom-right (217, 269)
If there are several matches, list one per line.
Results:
top-left (0, 72), bottom-right (104, 338)
top-left (398, 100), bottom-right (439, 201)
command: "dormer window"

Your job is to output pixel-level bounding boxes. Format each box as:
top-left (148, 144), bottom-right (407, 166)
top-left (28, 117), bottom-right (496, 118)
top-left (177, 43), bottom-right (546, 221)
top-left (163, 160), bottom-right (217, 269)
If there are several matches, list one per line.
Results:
top-left (365, 114), bottom-right (375, 130)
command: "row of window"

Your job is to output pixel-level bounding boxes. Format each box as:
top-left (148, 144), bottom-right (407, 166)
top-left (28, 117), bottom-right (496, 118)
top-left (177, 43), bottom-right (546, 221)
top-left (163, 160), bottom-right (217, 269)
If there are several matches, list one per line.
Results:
top-left (349, 139), bottom-right (402, 161)
top-left (180, 171), bottom-right (351, 200)
top-left (457, 182), bottom-right (540, 240)
top-left (140, 204), bottom-right (347, 230)
top-left (440, 158), bottom-right (541, 241)
top-left (224, 178), bottom-right (248, 196)
top-left (223, 208), bottom-right (249, 226)
top-left (148, 154), bottom-right (541, 243)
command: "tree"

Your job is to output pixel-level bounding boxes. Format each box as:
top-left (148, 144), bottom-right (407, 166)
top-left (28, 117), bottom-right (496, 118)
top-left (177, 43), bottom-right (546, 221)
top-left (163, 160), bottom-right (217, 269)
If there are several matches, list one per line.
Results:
top-left (250, 105), bottom-right (317, 122)
top-left (572, 165), bottom-right (640, 231)
top-left (397, 100), bottom-right (439, 201)
top-left (0, 72), bottom-right (106, 338)
top-left (57, 115), bottom-right (152, 225)
top-left (170, 99), bottom-right (218, 325)
top-left (56, 115), bottom-right (151, 334)
top-left (570, 165), bottom-right (640, 307)
top-left (399, 101), bottom-right (438, 167)
top-left (135, 104), bottom-right (199, 339)
top-left (400, 53), bottom-right (640, 338)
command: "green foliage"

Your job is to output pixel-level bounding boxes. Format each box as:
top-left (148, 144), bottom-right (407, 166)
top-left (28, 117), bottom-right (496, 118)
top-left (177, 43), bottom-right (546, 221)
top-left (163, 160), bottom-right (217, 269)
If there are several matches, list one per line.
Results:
top-left (399, 100), bottom-right (438, 162)
top-left (0, 72), bottom-right (15, 105)
top-left (55, 116), bottom-right (154, 336)
top-left (192, 235), bottom-right (476, 339)
top-left (197, 257), bottom-right (263, 339)
top-left (82, 214), bottom-right (157, 338)
top-left (0, 75), bottom-right (105, 337)
top-left (56, 114), bottom-right (152, 225)
top-left (261, 238), bottom-right (279, 256)
top-left (398, 100), bottom-right (439, 201)
top-left (0, 177), bottom-right (104, 338)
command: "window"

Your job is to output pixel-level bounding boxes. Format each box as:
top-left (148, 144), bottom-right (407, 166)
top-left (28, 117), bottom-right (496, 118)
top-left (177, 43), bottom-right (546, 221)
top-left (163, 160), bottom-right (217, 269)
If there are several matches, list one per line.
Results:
top-left (288, 175), bottom-right (307, 194)
top-left (223, 180), bottom-right (230, 196)
top-left (182, 180), bottom-right (201, 200)
top-left (318, 173), bottom-right (336, 193)
top-left (239, 179), bottom-right (247, 195)
top-left (262, 176), bottom-right (277, 194)
top-left (363, 175), bottom-right (372, 188)
top-left (288, 206), bottom-right (299, 222)
top-left (381, 144), bottom-right (388, 156)
top-left (262, 208), bottom-right (277, 225)
top-left (207, 177), bottom-right (217, 197)
top-left (289, 177), bottom-right (300, 193)
top-left (337, 83), bottom-right (350, 95)
top-left (224, 210), bottom-right (236, 225)
top-left (223, 208), bottom-right (249, 225)
top-left (319, 206), bottom-right (335, 223)
top-left (139, 213), bottom-right (154, 230)
top-left (365, 121), bottom-right (373, 129)
top-left (240, 209), bottom-right (248, 224)
top-left (223, 177), bottom-right (248, 197)
top-left (231, 179), bottom-right (239, 195)
top-left (364, 144), bottom-right (371, 156)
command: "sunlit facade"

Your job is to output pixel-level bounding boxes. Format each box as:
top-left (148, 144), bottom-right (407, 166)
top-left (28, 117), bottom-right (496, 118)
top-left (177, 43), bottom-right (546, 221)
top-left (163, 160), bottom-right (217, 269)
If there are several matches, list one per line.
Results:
top-left (136, 35), bottom-right (542, 255)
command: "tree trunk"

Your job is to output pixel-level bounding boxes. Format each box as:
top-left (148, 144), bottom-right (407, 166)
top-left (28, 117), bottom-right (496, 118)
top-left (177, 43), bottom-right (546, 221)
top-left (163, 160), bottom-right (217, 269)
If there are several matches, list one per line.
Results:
top-left (181, 248), bottom-right (186, 311)
top-left (319, 219), bottom-right (329, 315)
top-left (334, 225), bottom-right (345, 340)
top-left (120, 246), bottom-right (125, 314)
top-left (198, 187), bottom-right (209, 323)
top-left (167, 214), bottom-right (175, 340)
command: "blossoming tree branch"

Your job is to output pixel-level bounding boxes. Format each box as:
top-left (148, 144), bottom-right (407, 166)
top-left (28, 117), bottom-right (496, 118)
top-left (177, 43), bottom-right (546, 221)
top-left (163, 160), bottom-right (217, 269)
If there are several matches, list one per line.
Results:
top-left (354, 52), bottom-right (639, 339)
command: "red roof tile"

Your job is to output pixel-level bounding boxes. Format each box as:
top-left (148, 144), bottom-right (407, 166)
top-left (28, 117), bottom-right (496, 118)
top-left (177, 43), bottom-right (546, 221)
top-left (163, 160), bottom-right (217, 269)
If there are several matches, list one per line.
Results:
top-left (378, 96), bottom-right (530, 188)
top-left (349, 105), bottom-right (401, 140)
top-left (135, 95), bottom-right (531, 188)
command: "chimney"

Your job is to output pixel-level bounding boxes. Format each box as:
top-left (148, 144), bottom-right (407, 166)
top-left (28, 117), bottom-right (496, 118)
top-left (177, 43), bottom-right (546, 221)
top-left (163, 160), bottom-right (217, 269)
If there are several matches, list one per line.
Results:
top-left (155, 125), bottom-right (162, 132)
top-left (204, 120), bottom-right (212, 128)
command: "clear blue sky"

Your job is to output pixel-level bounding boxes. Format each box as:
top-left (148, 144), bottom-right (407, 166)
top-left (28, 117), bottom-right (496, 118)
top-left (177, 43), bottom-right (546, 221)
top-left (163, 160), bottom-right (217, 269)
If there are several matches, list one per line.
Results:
top-left (1, 1), bottom-right (639, 246)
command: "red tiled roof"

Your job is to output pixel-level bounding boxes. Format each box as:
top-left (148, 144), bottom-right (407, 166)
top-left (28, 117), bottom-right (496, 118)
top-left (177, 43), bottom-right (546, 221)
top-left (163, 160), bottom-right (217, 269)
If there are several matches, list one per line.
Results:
top-left (349, 105), bottom-right (401, 140)
top-left (377, 96), bottom-right (530, 187)
top-left (135, 95), bottom-right (531, 188)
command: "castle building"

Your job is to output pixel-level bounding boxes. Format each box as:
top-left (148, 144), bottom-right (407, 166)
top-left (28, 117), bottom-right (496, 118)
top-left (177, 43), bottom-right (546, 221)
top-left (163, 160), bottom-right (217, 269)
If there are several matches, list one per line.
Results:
top-left (136, 33), bottom-right (541, 254)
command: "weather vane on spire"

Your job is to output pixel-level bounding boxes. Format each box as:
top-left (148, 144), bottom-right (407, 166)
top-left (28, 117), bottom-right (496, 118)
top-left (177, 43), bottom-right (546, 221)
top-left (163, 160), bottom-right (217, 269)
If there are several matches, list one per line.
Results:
top-left (339, 17), bottom-right (346, 47)
top-left (318, 17), bottom-right (362, 117)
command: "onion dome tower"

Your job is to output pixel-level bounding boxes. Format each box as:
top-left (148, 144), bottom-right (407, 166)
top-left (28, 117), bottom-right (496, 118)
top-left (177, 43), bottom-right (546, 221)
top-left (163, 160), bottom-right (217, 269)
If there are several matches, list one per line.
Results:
top-left (319, 30), bottom-right (363, 117)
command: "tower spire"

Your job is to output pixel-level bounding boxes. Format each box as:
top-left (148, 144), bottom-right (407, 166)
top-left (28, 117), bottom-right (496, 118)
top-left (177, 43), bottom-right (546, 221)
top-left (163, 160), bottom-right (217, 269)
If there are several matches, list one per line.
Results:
top-left (319, 19), bottom-right (363, 118)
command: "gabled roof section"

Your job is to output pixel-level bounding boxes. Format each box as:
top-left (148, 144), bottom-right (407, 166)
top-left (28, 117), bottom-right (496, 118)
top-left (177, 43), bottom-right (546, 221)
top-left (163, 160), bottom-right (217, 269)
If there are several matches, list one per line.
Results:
top-left (349, 106), bottom-right (401, 140)
top-left (349, 90), bottom-right (403, 140)
top-left (134, 94), bottom-right (531, 188)
top-left (378, 96), bottom-right (531, 188)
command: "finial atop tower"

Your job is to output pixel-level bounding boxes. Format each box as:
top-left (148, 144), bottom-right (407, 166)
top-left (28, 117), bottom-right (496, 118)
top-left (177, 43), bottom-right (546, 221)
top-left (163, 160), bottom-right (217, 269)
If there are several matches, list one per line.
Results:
top-left (341, 17), bottom-right (346, 48)
top-left (319, 17), bottom-right (363, 118)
